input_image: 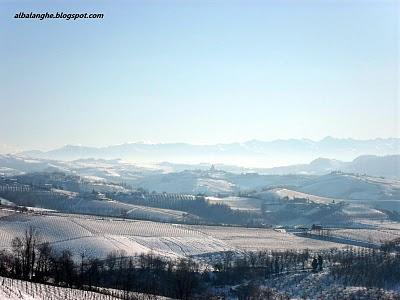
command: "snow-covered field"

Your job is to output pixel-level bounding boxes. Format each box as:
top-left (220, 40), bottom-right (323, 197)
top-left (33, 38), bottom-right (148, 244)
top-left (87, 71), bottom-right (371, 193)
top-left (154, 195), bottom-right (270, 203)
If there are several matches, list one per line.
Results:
top-left (206, 196), bottom-right (262, 211)
top-left (265, 270), bottom-right (400, 299)
top-left (268, 188), bottom-right (338, 204)
top-left (328, 228), bottom-right (400, 245)
top-left (0, 276), bottom-right (119, 300)
top-left (298, 173), bottom-right (400, 200)
top-left (187, 225), bottom-right (346, 251)
top-left (135, 171), bottom-right (238, 194)
top-left (252, 185), bottom-right (394, 226)
top-left (342, 203), bottom-right (387, 220)
top-left (38, 196), bottom-right (192, 223)
top-left (0, 276), bottom-right (171, 300)
top-left (0, 212), bottom-right (232, 259)
top-left (0, 211), bottom-right (347, 259)
top-left (77, 200), bottom-right (191, 222)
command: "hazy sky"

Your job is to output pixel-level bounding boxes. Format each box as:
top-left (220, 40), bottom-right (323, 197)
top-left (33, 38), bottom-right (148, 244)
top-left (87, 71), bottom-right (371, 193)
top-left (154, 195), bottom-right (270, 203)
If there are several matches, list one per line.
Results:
top-left (0, 0), bottom-right (399, 150)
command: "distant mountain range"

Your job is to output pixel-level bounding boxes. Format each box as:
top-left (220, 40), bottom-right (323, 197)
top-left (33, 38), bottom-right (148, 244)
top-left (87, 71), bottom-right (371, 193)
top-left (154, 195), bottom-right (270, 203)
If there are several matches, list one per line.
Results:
top-left (0, 153), bottom-right (399, 179)
top-left (19, 137), bottom-right (400, 167)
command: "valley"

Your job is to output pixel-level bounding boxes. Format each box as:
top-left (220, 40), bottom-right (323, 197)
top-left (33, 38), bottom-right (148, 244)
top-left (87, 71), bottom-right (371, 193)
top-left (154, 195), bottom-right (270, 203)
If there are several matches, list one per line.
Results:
top-left (0, 154), bottom-right (399, 299)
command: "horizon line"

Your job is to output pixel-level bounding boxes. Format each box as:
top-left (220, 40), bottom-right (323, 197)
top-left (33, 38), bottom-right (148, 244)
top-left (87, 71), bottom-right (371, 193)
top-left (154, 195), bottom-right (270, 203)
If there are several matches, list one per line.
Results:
top-left (6, 135), bottom-right (400, 153)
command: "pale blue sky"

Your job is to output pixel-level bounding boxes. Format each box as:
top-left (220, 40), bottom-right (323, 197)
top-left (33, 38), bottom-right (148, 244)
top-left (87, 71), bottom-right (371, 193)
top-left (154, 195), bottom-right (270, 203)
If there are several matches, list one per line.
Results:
top-left (0, 0), bottom-right (398, 150)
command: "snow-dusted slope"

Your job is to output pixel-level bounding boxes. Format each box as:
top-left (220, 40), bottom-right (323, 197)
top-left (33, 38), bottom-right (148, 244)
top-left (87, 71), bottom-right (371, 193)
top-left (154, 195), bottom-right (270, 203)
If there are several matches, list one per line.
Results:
top-left (297, 173), bottom-right (400, 200)
top-left (0, 277), bottom-right (119, 300)
top-left (0, 212), bottom-right (234, 259)
top-left (265, 188), bottom-right (339, 204)
top-left (206, 196), bottom-right (262, 211)
top-left (133, 170), bottom-right (237, 194)
top-left (0, 276), bottom-right (171, 300)
top-left (0, 212), bottom-right (347, 259)
top-left (327, 228), bottom-right (400, 245)
top-left (188, 225), bottom-right (346, 251)
top-left (265, 270), bottom-right (400, 300)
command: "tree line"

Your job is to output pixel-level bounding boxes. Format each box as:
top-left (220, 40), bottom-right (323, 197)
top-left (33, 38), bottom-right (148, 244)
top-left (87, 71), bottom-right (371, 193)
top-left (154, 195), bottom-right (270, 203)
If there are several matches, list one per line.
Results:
top-left (110, 193), bottom-right (266, 226)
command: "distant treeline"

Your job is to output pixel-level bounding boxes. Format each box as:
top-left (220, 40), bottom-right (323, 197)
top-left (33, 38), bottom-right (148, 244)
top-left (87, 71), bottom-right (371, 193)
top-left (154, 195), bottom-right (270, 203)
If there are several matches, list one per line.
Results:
top-left (110, 192), bottom-right (265, 226)
top-left (1, 172), bottom-right (266, 226)
top-left (0, 228), bottom-right (399, 299)
top-left (0, 188), bottom-right (265, 226)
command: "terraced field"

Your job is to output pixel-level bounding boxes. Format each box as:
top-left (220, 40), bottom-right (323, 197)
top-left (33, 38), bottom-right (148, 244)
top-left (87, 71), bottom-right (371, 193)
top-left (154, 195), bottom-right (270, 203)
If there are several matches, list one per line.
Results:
top-left (265, 270), bottom-right (400, 299)
top-left (327, 228), bottom-right (400, 245)
top-left (267, 188), bottom-right (338, 204)
top-left (0, 276), bottom-right (171, 300)
top-left (189, 225), bottom-right (346, 251)
top-left (0, 210), bottom-right (348, 259)
top-left (206, 196), bottom-right (262, 211)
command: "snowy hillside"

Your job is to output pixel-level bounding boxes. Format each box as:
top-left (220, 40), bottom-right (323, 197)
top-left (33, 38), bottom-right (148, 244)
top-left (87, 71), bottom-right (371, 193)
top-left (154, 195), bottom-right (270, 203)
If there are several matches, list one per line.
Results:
top-left (297, 173), bottom-right (400, 200)
top-left (0, 276), bottom-right (171, 300)
top-left (256, 155), bottom-right (400, 178)
top-left (0, 211), bottom-right (347, 260)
